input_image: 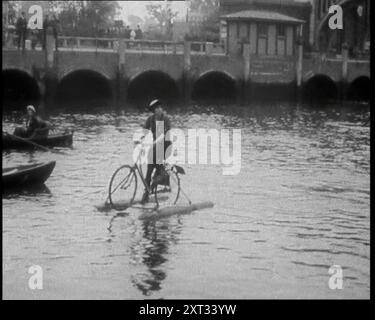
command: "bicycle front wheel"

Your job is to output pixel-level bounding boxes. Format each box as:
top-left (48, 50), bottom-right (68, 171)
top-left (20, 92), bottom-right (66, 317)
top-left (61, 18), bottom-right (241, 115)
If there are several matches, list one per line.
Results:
top-left (108, 165), bottom-right (137, 210)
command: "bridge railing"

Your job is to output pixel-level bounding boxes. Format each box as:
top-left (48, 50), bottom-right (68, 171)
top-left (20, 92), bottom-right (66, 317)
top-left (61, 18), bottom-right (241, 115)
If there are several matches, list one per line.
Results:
top-left (57, 36), bottom-right (226, 55)
top-left (2, 32), bottom-right (226, 55)
top-left (123, 39), bottom-right (185, 54)
top-left (58, 36), bottom-right (118, 51)
top-left (188, 41), bottom-right (225, 55)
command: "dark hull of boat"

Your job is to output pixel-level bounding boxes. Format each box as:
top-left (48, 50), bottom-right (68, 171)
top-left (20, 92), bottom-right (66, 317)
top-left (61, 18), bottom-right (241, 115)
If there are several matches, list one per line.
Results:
top-left (3, 133), bottom-right (73, 150)
top-left (3, 161), bottom-right (56, 189)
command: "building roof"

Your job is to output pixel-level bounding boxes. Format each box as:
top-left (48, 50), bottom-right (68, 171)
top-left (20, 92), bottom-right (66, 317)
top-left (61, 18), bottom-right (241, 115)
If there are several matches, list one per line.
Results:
top-left (220, 10), bottom-right (305, 24)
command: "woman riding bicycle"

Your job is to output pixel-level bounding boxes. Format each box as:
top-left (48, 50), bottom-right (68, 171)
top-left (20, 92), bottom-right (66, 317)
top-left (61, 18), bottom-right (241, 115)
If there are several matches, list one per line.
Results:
top-left (141, 99), bottom-right (172, 204)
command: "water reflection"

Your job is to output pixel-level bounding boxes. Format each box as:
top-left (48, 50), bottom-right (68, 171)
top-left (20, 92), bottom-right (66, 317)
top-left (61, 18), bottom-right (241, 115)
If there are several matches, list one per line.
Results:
top-left (105, 207), bottom-right (182, 296)
top-left (3, 184), bottom-right (52, 198)
top-left (129, 217), bottom-right (181, 296)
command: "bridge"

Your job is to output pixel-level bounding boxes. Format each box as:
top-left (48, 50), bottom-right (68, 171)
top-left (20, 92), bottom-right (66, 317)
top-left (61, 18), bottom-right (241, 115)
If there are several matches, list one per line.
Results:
top-left (2, 36), bottom-right (370, 108)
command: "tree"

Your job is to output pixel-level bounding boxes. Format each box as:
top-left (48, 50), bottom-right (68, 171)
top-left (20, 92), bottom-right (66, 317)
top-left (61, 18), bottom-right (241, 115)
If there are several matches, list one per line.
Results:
top-left (86, 1), bottom-right (119, 33)
top-left (146, 2), bottom-right (179, 39)
top-left (127, 14), bottom-right (143, 28)
top-left (3, 1), bottom-right (19, 25)
top-left (186, 0), bottom-right (220, 42)
top-left (2, 1), bottom-right (19, 46)
top-left (189, 0), bottom-right (219, 14)
top-left (51, 1), bottom-right (82, 36)
top-left (50, 1), bottom-right (119, 36)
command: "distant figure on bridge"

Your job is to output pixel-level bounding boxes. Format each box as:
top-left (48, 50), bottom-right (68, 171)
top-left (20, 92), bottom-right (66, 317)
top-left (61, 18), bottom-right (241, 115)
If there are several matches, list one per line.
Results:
top-left (135, 25), bottom-right (143, 40)
top-left (43, 14), bottom-right (58, 51)
top-left (124, 25), bottom-right (131, 39)
top-left (16, 12), bottom-right (27, 50)
top-left (13, 105), bottom-right (50, 139)
top-left (52, 14), bottom-right (60, 50)
top-left (30, 29), bottom-right (39, 50)
top-left (130, 29), bottom-right (136, 41)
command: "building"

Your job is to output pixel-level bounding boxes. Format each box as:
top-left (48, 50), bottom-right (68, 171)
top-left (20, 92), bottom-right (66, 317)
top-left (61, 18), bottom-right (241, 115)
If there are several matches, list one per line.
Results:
top-left (221, 10), bottom-right (304, 56)
top-left (219, 0), bottom-right (312, 46)
top-left (311, 0), bottom-right (370, 56)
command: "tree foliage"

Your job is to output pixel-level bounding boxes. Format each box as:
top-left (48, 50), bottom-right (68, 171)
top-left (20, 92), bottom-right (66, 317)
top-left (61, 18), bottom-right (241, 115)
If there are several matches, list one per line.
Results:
top-left (189, 0), bottom-right (219, 14)
top-left (2, 1), bottom-right (19, 45)
top-left (146, 2), bottom-right (179, 39)
top-left (3, 1), bottom-right (20, 25)
top-left (50, 1), bottom-right (119, 36)
top-left (127, 14), bottom-right (143, 28)
top-left (186, 0), bottom-right (220, 42)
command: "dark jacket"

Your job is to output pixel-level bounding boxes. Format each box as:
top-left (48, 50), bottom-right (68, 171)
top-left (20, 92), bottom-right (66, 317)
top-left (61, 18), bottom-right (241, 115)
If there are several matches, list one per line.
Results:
top-left (16, 16), bottom-right (27, 33)
top-left (144, 114), bottom-right (172, 160)
top-left (135, 28), bottom-right (143, 40)
top-left (144, 114), bottom-right (171, 141)
top-left (43, 18), bottom-right (58, 38)
top-left (124, 28), bottom-right (131, 39)
top-left (26, 116), bottom-right (49, 137)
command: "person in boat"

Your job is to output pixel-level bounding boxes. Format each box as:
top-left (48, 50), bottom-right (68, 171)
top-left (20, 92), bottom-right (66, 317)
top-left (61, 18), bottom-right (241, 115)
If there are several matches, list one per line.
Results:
top-left (141, 99), bottom-right (172, 204)
top-left (13, 105), bottom-right (50, 139)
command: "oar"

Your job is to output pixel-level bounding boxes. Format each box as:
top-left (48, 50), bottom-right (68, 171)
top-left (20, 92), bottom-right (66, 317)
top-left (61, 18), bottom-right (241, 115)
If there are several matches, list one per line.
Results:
top-left (3, 132), bottom-right (69, 155)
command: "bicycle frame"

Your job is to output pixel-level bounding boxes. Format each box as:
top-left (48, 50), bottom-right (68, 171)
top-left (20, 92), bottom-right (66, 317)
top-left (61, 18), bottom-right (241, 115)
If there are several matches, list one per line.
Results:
top-left (132, 141), bottom-right (155, 196)
top-left (108, 138), bottom-right (184, 209)
top-left (134, 162), bottom-right (153, 195)
top-left (132, 139), bottom-right (181, 200)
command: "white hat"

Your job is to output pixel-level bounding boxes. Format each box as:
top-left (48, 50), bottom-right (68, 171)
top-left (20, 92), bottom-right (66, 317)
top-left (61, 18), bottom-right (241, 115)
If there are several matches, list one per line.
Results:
top-left (148, 99), bottom-right (161, 111)
top-left (26, 105), bottom-right (36, 113)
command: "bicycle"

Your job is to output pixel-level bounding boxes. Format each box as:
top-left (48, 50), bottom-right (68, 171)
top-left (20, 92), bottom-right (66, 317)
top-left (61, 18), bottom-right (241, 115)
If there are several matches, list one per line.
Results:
top-left (107, 137), bottom-right (185, 211)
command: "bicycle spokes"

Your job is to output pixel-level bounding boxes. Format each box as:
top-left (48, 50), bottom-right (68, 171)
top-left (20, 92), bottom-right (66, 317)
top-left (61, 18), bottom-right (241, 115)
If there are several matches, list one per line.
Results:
top-left (154, 170), bottom-right (180, 206)
top-left (110, 173), bottom-right (132, 195)
top-left (108, 165), bottom-right (137, 210)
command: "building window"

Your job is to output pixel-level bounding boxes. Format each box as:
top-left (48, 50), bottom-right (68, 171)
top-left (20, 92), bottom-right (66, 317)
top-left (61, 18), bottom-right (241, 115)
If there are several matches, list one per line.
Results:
top-left (258, 23), bottom-right (268, 37)
top-left (277, 24), bottom-right (285, 37)
top-left (257, 23), bottom-right (268, 55)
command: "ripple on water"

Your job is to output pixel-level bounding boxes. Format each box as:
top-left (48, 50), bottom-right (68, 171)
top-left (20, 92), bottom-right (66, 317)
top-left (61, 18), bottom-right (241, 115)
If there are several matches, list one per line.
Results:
top-left (2, 103), bottom-right (370, 299)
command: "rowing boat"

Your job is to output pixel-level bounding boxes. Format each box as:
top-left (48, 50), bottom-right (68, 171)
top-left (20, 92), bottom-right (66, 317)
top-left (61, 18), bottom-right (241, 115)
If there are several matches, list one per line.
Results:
top-left (3, 132), bottom-right (73, 150)
top-left (3, 161), bottom-right (56, 189)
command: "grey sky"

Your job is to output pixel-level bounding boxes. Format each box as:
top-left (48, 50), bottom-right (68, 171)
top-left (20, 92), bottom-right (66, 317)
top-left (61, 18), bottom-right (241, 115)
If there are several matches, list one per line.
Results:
top-left (118, 1), bottom-right (189, 23)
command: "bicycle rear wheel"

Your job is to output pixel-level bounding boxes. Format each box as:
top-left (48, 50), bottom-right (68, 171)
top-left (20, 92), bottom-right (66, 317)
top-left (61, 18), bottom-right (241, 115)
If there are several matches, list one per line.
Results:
top-left (154, 170), bottom-right (180, 206)
top-left (108, 165), bottom-right (137, 210)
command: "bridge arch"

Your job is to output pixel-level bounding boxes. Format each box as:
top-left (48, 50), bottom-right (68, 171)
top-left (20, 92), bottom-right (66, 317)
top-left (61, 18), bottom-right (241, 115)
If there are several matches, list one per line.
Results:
top-left (347, 76), bottom-right (371, 101)
top-left (59, 63), bottom-right (112, 81)
top-left (3, 68), bottom-right (41, 110)
top-left (127, 70), bottom-right (179, 101)
top-left (302, 74), bottom-right (338, 101)
top-left (192, 70), bottom-right (237, 100)
top-left (55, 69), bottom-right (113, 106)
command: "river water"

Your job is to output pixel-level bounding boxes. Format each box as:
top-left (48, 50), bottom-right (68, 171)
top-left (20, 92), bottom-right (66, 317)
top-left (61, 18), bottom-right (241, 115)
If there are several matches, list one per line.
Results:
top-left (2, 102), bottom-right (370, 299)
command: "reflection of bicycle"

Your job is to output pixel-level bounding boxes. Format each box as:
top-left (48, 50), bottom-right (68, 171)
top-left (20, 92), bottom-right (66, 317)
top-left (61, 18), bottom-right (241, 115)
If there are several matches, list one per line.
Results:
top-left (108, 137), bottom-right (184, 211)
